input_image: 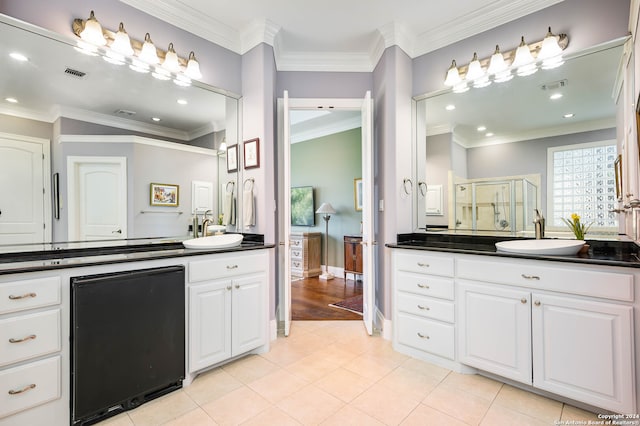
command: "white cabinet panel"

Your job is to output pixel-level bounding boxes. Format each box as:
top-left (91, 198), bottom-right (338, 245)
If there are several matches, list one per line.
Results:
top-left (232, 274), bottom-right (267, 356)
top-left (396, 313), bottom-right (455, 360)
top-left (0, 276), bottom-right (60, 315)
top-left (0, 309), bottom-right (60, 367)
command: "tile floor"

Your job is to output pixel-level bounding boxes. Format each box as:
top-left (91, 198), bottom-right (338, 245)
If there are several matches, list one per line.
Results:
top-left (99, 320), bottom-right (603, 425)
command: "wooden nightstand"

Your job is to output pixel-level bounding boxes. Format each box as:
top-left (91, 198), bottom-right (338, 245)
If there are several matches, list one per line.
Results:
top-left (290, 232), bottom-right (322, 278)
top-left (343, 235), bottom-right (363, 283)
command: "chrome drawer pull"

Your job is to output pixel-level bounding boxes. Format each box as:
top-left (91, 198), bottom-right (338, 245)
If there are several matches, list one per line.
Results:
top-left (534, 300), bottom-right (541, 306)
top-left (417, 283), bottom-right (430, 289)
top-left (417, 305), bottom-right (430, 311)
top-left (9, 334), bottom-right (36, 344)
top-left (417, 262), bottom-right (430, 268)
top-left (226, 265), bottom-right (238, 270)
top-left (521, 274), bottom-right (540, 280)
top-left (417, 332), bottom-right (430, 339)
top-left (8, 384), bottom-right (36, 395)
top-left (520, 298), bottom-right (527, 304)
top-left (8, 292), bottom-right (36, 300)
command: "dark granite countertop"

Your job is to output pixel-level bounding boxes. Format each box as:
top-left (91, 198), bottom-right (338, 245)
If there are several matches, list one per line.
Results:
top-left (0, 234), bottom-right (274, 275)
top-left (387, 233), bottom-right (640, 268)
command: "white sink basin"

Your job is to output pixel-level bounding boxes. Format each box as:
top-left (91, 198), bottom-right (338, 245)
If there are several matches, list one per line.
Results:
top-left (183, 234), bottom-right (243, 249)
top-left (207, 224), bottom-right (226, 234)
top-left (495, 239), bottom-right (586, 255)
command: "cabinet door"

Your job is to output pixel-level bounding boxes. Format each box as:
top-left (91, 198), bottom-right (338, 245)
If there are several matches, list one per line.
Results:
top-left (532, 293), bottom-right (635, 413)
top-left (189, 280), bottom-right (232, 373)
top-left (232, 273), bottom-right (266, 356)
top-left (458, 281), bottom-right (532, 384)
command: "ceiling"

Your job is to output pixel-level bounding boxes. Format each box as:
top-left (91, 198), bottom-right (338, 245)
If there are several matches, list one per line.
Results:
top-left (120, 0), bottom-right (563, 72)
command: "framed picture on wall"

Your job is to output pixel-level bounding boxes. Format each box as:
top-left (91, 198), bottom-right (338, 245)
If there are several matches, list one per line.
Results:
top-left (354, 178), bottom-right (363, 211)
top-left (150, 183), bottom-right (179, 206)
top-left (227, 144), bottom-right (238, 173)
top-left (244, 138), bottom-right (260, 169)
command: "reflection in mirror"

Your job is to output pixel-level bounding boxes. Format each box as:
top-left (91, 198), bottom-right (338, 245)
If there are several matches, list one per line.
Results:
top-left (415, 39), bottom-right (626, 235)
top-left (0, 15), bottom-right (239, 247)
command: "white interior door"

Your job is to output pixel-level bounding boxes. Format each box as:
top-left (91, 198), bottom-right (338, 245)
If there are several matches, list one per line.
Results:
top-left (68, 157), bottom-right (127, 241)
top-left (361, 91), bottom-right (375, 335)
top-left (282, 91), bottom-right (292, 336)
top-left (0, 134), bottom-right (50, 244)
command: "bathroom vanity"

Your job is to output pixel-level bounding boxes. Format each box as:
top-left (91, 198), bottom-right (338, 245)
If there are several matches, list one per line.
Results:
top-left (388, 233), bottom-right (640, 414)
top-left (0, 236), bottom-right (273, 426)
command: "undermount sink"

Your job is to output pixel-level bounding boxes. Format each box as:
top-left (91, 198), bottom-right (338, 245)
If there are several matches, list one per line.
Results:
top-left (183, 234), bottom-right (243, 249)
top-left (495, 239), bottom-right (586, 255)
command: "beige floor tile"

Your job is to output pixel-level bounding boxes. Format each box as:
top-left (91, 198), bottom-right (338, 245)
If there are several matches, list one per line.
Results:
top-left (221, 354), bottom-right (280, 384)
top-left (307, 343), bottom-right (359, 367)
top-left (337, 333), bottom-right (381, 355)
top-left (98, 412), bottom-right (134, 426)
top-left (314, 367), bottom-right (376, 402)
top-left (320, 405), bottom-right (386, 426)
top-left (493, 385), bottom-right (563, 423)
top-left (441, 371), bottom-right (503, 401)
top-left (400, 357), bottom-right (451, 382)
top-left (561, 404), bottom-right (601, 421)
top-left (248, 368), bottom-right (309, 403)
top-left (285, 352), bottom-right (342, 382)
top-left (277, 384), bottom-right (345, 424)
top-left (400, 404), bottom-right (468, 426)
top-left (184, 368), bottom-right (244, 406)
top-left (423, 383), bottom-right (492, 425)
top-left (127, 390), bottom-right (198, 426)
top-left (162, 408), bottom-right (218, 426)
top-left (289, 320), bottom-right (330, 335)
top-left (241, 406), bottom-right (301, 426)
top-left (259, 339), bottom-right (311, 367)
top-left (480, 404), bottom-right (549, 426)
top-left (362, 340), bottom-right (409, 367)
top-left (377, 366), bottom-right (443, 402)
top-left (351, 383), bottom-right (421, 425)
top-left (342, 354), bottom-right (395, 381)
top-left (201, 386), bottom-right (271, 425)
top-left (286, 329), bottom-right (335, 353)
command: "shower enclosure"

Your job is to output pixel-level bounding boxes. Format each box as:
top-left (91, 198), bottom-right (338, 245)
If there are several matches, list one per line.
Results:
top-left (453, 177), bottom-right (538, 233)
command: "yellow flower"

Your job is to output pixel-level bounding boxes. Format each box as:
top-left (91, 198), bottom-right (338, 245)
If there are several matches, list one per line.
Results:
top-left (571, 213), bottom-right (580, 222)
top-left (562, 213), bottom-right (592, 240)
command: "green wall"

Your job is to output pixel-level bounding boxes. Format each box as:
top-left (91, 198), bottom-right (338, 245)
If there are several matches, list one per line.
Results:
top-left (291, 127), bottom-right (362, 269)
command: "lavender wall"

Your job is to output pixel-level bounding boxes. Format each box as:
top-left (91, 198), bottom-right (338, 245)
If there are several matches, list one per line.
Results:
top-left (277, 71), bottom-right (373, 98)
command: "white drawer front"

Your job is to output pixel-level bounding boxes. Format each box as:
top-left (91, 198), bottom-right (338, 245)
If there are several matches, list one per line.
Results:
top-left (396, 292), bottom-right (454, 323)
top-left (291, 249), bottom-right (303, 260)
top-left (0, 310), bottom-right (61, 368)
top-left (396, 313), bottom-right (455, 360)
top-left (290, 238), bottom-right (303, 248)
top-left (395, 251), bottom-right (454, 277)
top-left (396, 271), bottom-right (454, 301)
top-left (457, 256), bottom-right (634, 302)
top-left (0, 356), bottom-right (61, 419)
top-left (0, 276), bottom-right (61, 315)
top-left (189, 252), bottom-right (267, 283)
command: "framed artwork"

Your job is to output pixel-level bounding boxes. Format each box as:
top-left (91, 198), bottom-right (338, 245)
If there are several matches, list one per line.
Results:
top-left (150, 183), bottom-right (179, 206)
top-left (227, 144), bottom-right (238, 173)
top-left (614, 154), bottom-right (623, 201)
top-left (243, 138), bottom-right (260, 169)
top-left (354, 178), bottom-right (363, 211)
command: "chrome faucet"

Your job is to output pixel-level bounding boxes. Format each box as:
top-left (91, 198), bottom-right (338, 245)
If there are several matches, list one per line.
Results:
top-left (201, 210), bottom-right (214, 237)
top-left (533, 209), bottom-right (545, 239)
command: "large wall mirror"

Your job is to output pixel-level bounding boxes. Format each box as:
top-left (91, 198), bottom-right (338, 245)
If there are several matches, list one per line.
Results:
top-left (0, 15), bottom-right (240, 247)
top-left (414, 37), bottom-right (627, 236)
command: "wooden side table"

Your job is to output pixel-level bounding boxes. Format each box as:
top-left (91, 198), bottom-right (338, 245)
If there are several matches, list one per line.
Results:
top-left (343, 235), bottom-right (363, 283)
top-left (290, 232), bottom-right (322, 278)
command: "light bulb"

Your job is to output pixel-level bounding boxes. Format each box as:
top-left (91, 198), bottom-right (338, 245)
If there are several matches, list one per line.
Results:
top-left (111, 22), bottom-right (134, 56)
top-left (139, 33), bottom-right (159, 64)
top-left (444, 60), bottom-right (462, 87)
top-left (79, 11), bottom-right (107, 46)
top-left (185, 51), bottom-right (202, 80)
top-left (163, 43), bottom-right (181, 73)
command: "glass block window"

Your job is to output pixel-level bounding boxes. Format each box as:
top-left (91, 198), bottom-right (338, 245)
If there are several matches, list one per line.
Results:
top-left (548, 141), bottom-right (618, 229)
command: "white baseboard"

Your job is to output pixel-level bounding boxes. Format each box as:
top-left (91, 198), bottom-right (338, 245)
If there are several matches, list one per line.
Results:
top-left (376, 307), bottom-right (392, 340)
top-left (270, 319), bottom-right (278, 341)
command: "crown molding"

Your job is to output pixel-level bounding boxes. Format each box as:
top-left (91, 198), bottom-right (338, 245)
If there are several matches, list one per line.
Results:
top-left (378, 21), bottom-right (416, 57)
top-left (119, 0), bottom-right (241, 52)
top-left (241, 18), bottom-right (281, 54)
top-left (274, 50), bottom-right (375, 72)
top-left (291, 114), bottom-right (361, 144)
top-left (57, 134), bottom-right (218, 156)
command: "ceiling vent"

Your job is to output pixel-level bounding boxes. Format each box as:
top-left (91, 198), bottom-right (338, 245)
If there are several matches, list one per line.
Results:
top-left (114, 109), bottom-right (136, 116)
top-left (541, 79), bottom-right (568, 91)
top-left (64, 67), bottom-right (86, 78)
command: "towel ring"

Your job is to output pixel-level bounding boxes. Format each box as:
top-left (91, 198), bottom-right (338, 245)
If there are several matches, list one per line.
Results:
top-left (403, 178), bottom-right (413, 195)
top-left (226, 181), bottom-right (235, 193)
top-left (243, 178), bottom-right (255, 191)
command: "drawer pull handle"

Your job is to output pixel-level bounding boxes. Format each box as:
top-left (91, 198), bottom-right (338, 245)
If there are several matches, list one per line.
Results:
top-left (8, 292), bottom-right (37, 300)
top-left (534, 300), bottom-right (541, 306)
top-left (226, 265), bottom-right (238, 270)
top-left (235, 284), bottom-right (240, 289)
top-left (417, 283), bottom-right (430, 289)
top-left (521, 274), bottom-right (540, 280)
top-left (417, 305), bottom-right (430, 311)
top-left (8, 384), bottom-right (36, 395)
top-left (520, 298), bottom-right (527, 304)
top-left (293, 262), bottom-right (300, 267)
top-left (417, 262), bottom-right (430, 268)
top-left (226, 285), bottom-right (232, 290)
top-left (417, 332), bottom-right (430, 339)
top-left (9, 334), bottom-right (36, 344)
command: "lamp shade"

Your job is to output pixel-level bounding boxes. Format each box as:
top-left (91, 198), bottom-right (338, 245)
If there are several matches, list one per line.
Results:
top-left (316, 203), bottom-right (336, 215)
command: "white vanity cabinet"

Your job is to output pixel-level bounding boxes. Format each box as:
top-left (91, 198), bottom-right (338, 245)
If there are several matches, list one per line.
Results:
top-left (456, 255), bottom-right (635, 414)
top-left (188, 250), bottom-right (268, 374)
top-left (0, 274), bottom-right (63, 424)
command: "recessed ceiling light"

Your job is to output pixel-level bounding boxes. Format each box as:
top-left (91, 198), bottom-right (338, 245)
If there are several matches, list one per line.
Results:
top-left (549, 93), bottom-right (563, 100)
top-left (151, 117), bottom-right (161, 122)
top-left (485, 132), bottom-right (494, 137)
top-left (9, 52), bottom-right (28, 62)
top-left (5, 97), bottom-right (18, 103)
top-left (563, 113), bottom-right (575, 118)
top-left (177, 99), bottom-right (188, 105)
top-left (445, 104), bottom-right (455, 111)
top-left (477, 125), bottom-right (487, 132)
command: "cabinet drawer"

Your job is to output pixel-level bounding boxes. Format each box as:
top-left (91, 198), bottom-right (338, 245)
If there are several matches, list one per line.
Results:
top-left (291, 249), bottom-right (302, 260)
top-left (189, 252), bottom-right (267, 283)
top-left (0, 355), bottom-right (61, 419)
top-left (0, 276), bottom-right (61, 315)
top-left (0, 310), bottom-right (61, 368)
top-left (396, 292), bottom-right (454, 323)
top-left (395, 251), bottom-right (454, 277)
top-left (290, 237), bottom-right (303, 248)
top-left (396, 271), bottom-right (454, 300)
top-left (457, 256), bottom-right (633, 302)
top-left (396, 313), bottom-right (454, 360)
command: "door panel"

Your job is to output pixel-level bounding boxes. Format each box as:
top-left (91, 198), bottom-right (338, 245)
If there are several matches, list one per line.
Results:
top-left (361, 91), bottom-right (375, 335)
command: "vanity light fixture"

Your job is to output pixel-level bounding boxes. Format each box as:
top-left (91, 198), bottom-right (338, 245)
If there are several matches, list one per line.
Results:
top-left (72, 11), bottom-right (204, 86)
top-left (9, 52), bottom-right (28, 62)
top-left (444, 27), bottom-right (568, 92)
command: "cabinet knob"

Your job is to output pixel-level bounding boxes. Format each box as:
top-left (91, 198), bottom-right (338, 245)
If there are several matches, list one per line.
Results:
top-left (8, 292), bottom-right (36, 300)
top-left (534, 300), bottom-right (541, 306)
top-left (235, 284), bottom-right (240, 289)
top-left (417, 332), bottom-right (430, 339)
top-left (417, 305), bottom-right (430, 311)
top-left (8, 384), bottom-right (36, 395)
top-left (226, 286), bottom-right (232, 290)
top-left (520, 298), bottom-right (527, 304)
top-left (9, 334), bottom-right (36, 344)
top-left (417, 283), bottom-right (430, 289)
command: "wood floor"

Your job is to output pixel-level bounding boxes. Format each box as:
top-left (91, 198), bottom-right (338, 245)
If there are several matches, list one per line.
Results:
top-left (291, 275), bottom-right (363, 320)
